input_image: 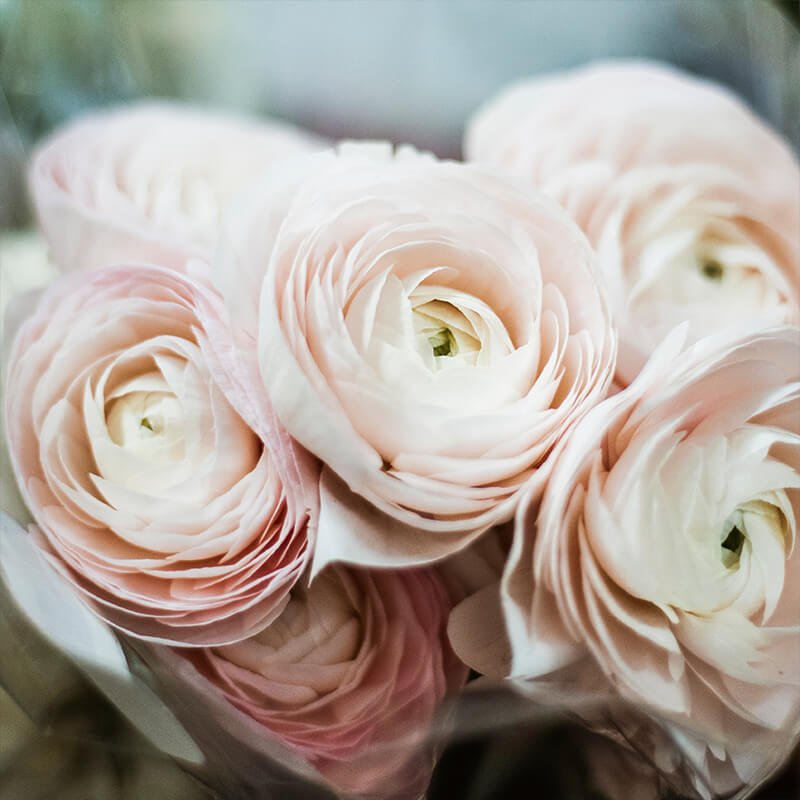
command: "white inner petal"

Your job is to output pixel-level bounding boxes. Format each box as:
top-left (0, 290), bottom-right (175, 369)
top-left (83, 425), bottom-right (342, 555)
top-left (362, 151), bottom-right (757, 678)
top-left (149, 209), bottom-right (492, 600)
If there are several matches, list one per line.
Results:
top-left (85, 343), bottom-right (259, 507)
top-left (410, 293), bottom-right (499, 369)
top-left (633, 224), bottom-right (783, 308)
top-left (357, 274), bottom-right (521, 415)
top-left (105, 375), bottom-right (187, 465)
top-left (621, 199), bottom-right (793, 352)
top-left (330, 234), bottom-right (547, 462)
top-left (593, 425), bottom-right (799, 618)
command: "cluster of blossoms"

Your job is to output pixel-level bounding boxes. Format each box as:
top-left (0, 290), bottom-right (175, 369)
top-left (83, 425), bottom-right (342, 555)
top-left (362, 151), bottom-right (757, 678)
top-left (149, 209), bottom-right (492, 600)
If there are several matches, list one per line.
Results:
top-left (2, 62), bottom-right (798, 799)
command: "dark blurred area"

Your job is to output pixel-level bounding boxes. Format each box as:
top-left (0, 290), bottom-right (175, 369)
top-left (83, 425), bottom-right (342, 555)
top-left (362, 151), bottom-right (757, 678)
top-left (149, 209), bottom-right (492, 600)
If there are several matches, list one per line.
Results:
top-left (431, 721), bottom-right (800, 800)
top-left (1, 2), bottom-right (798, 798)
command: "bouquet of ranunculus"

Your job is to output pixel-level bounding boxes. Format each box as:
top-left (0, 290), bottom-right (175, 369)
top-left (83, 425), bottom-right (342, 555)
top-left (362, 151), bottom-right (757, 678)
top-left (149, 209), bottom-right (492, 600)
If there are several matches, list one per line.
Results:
top-left (1, 62), bottom-right (797, 800)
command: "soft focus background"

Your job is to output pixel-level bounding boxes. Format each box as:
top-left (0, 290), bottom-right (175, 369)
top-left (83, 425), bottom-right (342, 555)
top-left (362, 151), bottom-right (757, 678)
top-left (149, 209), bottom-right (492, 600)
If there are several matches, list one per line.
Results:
top-left (1, 1), bottom-right (798, 798)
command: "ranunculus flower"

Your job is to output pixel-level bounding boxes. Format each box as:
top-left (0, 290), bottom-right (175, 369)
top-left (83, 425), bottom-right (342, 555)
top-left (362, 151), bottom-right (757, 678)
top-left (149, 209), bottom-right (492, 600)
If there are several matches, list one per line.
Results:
top-left (177, 566), bottom-right (466, 799)
top-left (465, 61), bottom-right (800, 383)
top-left (466, 61), bottom-right (797, 207)
top-left (582, 164), bottom-right (799, 382)
top-left (30, 102), bottom-right (322, 273)
top-left (478, 327), bottom-right (800, 796)
top-left (5, 264), bottom-right (313, 646)
top-left (217, 142), bottom-right (615, 572)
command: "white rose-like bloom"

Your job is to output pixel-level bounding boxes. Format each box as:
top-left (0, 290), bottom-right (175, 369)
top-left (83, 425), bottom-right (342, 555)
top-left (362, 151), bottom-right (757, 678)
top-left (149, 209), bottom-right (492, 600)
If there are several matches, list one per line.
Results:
top-left (217, 142), bottom-right (615, 572)
top-left (29, 102), bottom-right (322, 273)
top-left (466, 61), bottom-right (800, 383)
top-left (491, 328), bottom-right (800, 797)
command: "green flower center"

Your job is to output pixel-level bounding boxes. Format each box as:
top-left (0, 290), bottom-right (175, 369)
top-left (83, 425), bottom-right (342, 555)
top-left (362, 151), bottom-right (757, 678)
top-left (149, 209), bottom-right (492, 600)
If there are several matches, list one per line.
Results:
top-left (721, 525), bottom-right (744, 555)
top-left (720, 513), bottom-right (746, 568)
top-left (427, 327), bottom-right (457, 357)
top-left (701, 259), bottom-right (724, 281)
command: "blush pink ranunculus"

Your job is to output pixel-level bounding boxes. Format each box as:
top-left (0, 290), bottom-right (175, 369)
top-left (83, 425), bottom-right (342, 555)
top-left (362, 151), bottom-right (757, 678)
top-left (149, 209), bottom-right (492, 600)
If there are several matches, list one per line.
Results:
top-left (465, 61), bottom-right (800, 384)
top-left (29, 103), bottom-right (322, 273)
top-left (468, 327), bottom-right (800, 796)
top-left (5, 264), bottom-right (314, 646)
top-left (216, 141), bottom-right (615, 573)
top-left (466, 61), bottom-right (797, 209)
top-left (179, 565), bottom-right (466, 799)
top-left (579, 163), bottom-right (799, 383)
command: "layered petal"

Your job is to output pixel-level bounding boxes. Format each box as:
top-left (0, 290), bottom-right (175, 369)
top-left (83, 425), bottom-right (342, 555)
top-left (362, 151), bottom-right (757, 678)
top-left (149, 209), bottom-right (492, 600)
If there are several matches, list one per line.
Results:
top-left (175, 566), bottom-right (466, 799)
top-left (5, 264), bottom-right (313, 646)
top-left (30, 102), bottom-right (322, 273)
top-left (215, 141), bottom-right (615, 571)
top-left (453, 327), bottom-right (800, 797)
top-left (466, 61), bottom-right (800, 384)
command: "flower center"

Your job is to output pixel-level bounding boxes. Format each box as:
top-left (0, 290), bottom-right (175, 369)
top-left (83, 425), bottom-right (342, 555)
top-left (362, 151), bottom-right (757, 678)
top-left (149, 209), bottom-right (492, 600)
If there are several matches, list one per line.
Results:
top-left (700, 258), bottom-right (725, 282)
top-left (105, 376), bottom-right (186, 464)
top-left (411, 299), bottom-right (481, 368)
top-left (628, 210), bottom-right (788, 319)
top-left (720, 518), bottom-right (745, 568)
top-left (717, 496), bottom-right (791, 572)
top-left (426, 327), bottom-right (457, 357)
top-left (719, 504), bottom-right (751, 570)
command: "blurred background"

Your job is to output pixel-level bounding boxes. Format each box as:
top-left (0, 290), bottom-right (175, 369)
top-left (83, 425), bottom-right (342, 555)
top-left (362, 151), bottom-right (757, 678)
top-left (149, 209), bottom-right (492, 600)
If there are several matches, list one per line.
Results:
top-left (1, 0), bottom-right (799, 228)
top-left (0, 1), bottom-right (798, 798)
